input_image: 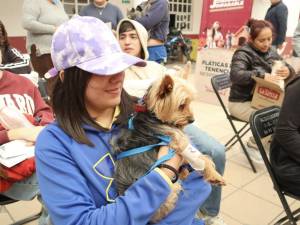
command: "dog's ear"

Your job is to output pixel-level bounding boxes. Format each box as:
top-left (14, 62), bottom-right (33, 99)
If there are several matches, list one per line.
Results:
top-left (169, 61), bottom-right (191, 80)
top-left (158, 75), bottom-right (174, 98)
top-left (182, 61), bottom-right (191, 80)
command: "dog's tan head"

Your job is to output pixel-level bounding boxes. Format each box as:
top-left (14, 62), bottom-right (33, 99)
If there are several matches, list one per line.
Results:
top-left (145, 75), bottom-right (196, 127)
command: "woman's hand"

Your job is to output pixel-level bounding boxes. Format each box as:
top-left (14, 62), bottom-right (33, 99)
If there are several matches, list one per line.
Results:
top-left (7, 126), bottom-right (45, 143)
top-left (275, 66), bottom-right (290, 79)
top-left (157, 146), bottom-right (183, 180)
top-left (264, 73), bottom-right (283, 82)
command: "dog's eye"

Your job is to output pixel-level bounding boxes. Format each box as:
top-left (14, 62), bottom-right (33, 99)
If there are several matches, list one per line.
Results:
top-left (179, 104), bottom-right (186, 111)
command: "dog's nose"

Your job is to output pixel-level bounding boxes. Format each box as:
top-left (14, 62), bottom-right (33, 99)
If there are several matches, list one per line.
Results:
top-left (188, 117), bottom-right (195, 124)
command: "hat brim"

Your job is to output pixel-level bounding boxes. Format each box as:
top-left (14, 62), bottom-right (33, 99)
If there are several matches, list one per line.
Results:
top-left (76, 52), bottom-right (146, 75)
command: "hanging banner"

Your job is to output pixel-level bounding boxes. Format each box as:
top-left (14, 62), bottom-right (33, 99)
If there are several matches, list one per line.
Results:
top-left (194, 0), bottom-right (253, 105)
top-left (199, 0), bottom-right (253, 49)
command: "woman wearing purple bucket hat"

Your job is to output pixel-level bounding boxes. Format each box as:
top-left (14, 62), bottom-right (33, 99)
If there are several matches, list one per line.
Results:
top-left (35, 16), bottom-right (210, 225)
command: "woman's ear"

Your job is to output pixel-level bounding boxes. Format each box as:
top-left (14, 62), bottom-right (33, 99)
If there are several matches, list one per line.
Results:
top-left (59, 70), bottom-right (64, 82)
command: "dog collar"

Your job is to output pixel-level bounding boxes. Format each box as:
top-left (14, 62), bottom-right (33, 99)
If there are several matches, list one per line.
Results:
top-left (134, 96), bottom-right (147, 113)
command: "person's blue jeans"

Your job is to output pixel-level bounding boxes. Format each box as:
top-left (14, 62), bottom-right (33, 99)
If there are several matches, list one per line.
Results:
top-left (2, 173), bottom-right (51, 225)
top-left (184, 124), bottom-right (226, 217)
top-left (148, 45), bottom-right (167, 64)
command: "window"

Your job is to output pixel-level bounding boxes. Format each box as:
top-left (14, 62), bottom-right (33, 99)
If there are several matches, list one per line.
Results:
top-left (62, 0), bottom-right (90, 17)
top-left (169, 0), bottom-right (193, 31)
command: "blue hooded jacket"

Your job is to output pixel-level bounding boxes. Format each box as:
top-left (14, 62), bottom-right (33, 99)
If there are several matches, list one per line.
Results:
top-left (36, 119), bottom-right (211, 225)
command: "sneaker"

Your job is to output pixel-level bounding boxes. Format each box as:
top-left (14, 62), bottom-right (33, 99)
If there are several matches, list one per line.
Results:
top-left (247, 136), bottom-right (258, 150)
top-left (203, 215), bottom-right (227, 225)
top-left (261, 136), bottom-right (272, 153)
top-left (245, 146), bottom-right (264, 164)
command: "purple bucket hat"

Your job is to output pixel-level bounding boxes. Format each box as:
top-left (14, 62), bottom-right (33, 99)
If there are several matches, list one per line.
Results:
top-left (46, 16), bottom-right (146, 78)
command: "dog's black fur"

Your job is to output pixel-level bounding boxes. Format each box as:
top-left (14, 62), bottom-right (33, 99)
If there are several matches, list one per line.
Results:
top-left (111, 110), bottom-right (176, 195)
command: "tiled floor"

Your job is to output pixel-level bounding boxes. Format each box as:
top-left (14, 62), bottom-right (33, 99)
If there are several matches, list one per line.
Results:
top-left (1, 65), bottom-right (300, 225)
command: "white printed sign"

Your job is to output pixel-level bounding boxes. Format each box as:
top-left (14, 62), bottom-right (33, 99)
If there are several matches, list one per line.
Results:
top-left (210, 0), bottom-right (244, 11)
top-left (194, 48), bottom-right (234, 105)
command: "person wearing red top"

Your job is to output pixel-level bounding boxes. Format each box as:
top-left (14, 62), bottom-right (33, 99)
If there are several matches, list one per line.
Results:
top-left (0, 70), bottom-right (53, 144)
top-left (0, 50), bottom-right (54, 225)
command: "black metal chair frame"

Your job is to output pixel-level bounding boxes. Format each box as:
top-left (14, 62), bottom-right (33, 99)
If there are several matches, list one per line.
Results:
top-left (38, 77), bottom-right (50, 103)
top-left (0, 194), bottom-right (42, 225)
top-left (250, 106), bottom-right (300, 225)
top-left (211, 73), bottom-right (257, 173)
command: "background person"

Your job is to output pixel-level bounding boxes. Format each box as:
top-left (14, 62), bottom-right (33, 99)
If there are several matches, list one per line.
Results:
top-left (0, 20), bottom-right (31, 74)
top-left (22, 0), bottom-right (68, 78)
top-left (0, 50), bottom-right (54, 225)
top-left (117, 19), bottom-right (227, 225)
top-left (292, 14), bottom-right (300, 57)
top-left (270, 76), bottom-right (300, 197)
top-left (265, 0), bottom-right (288, 50)
top-left (79, 0), bottom-right (123, 30)
top-left (228, 19), bottom-right (295, 163)
top-left (35, 16), bottom-right (211, 225)
top-left (133, 0), bottom-right (170, 63)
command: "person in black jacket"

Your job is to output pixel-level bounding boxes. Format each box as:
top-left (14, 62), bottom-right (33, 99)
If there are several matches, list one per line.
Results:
top-left (270, 76), bottom-right (300, 197)
top-left (228, 19), bottom-right (295, 163)
top-left (0, 20), bottom-right (31, 74)
top-left (293, 14), bottom-right (300, 57)
top-left (265, 0), bottom-right (288, 50)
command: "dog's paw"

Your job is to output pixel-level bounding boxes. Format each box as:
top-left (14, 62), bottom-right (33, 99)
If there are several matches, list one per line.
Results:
top-left (165, 129), bottom-right (189, 152)
top-left (202, 156), bottom-right (226, 186)
top-left (151, 182), bottom-right (182, 223)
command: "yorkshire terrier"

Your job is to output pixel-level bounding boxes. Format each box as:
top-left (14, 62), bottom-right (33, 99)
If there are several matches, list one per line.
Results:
top-left (111, 75), bottom-right (225, 223)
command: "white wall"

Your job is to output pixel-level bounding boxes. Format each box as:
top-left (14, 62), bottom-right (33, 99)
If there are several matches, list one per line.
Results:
top-left (0, 0), bottom-right (26, 36)
top-left (251, 0), bottom-right (300, 36)
top-left (110, 0), bottom-right (133, 16)
top-left (4, 0), bottom-right (299, 37)
top-left (110, 0), bottom-right (203, 35)
top-left (189, 0), bottom-right (202, 35)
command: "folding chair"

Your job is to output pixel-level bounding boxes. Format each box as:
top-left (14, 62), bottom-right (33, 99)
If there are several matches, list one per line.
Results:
top-left (38, 78), bottom-right (50, 103)
top-left (250, 106), bottom-right (300, 225)
top-left (0, 194), bottom-right (42, 225)
top-left (211, 73), bottom-right (257, 173)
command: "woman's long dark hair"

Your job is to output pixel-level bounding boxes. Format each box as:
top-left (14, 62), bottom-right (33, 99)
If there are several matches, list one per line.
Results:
top-left (0, 20), bottom-right (10, 61)
top-left (52, 67), bottom-right (96, 145)
top-left (0, 20), bottom-right (9, 48)
top-left (52, 67), bottom-right (135, 146)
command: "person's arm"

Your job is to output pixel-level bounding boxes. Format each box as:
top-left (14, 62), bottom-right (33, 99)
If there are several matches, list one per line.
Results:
top-left (22, 0), bottom-right (56, 34)
top-left (1, 83), bottom-right (53, 145)
top-left (135, 0), bottom-right (168, 30)
top-left (0, 110), bottom-right (41, 145)
top-left (230, 50), bottom-right (264, 85)
top-left (35, 128), bottom-right (174, 225)
top-left (293, 19), bottom-right (300, 56)
top-left (275, 79), bottom-right (300, 164)
top-left (275, 5), bottom-right (288, 47)
top-left (156, 172), bottom-right (211, 225)
top-left (32, 86), bottom-right (54, 125)
top-left (7, 126), bottom-right (44, 143)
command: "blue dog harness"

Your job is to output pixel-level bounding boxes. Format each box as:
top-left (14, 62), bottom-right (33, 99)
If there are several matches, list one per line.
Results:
top-left (116, 116), bottom-right (175, 172)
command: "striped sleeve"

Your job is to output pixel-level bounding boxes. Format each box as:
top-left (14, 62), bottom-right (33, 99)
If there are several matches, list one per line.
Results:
top-left (0, 48), bottom-right (31, 73)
